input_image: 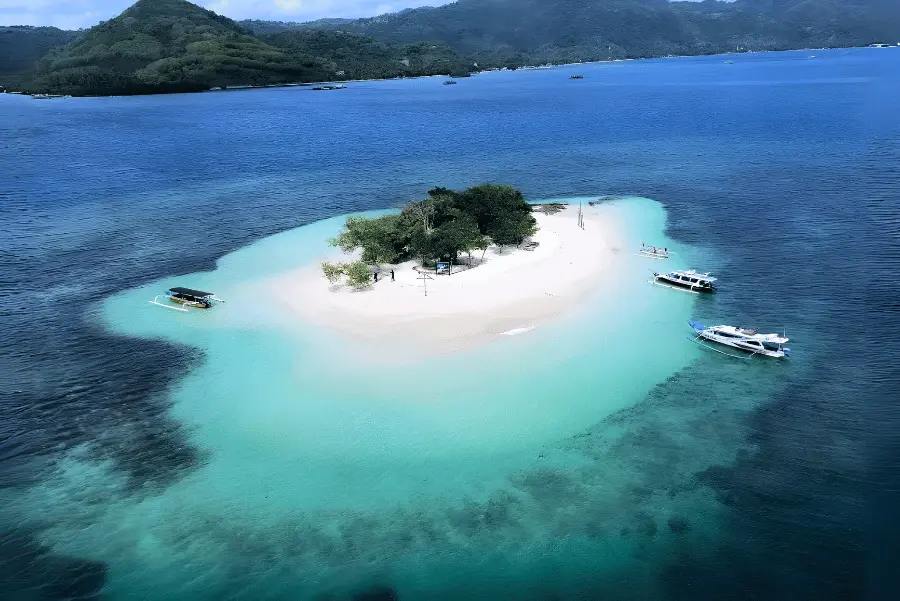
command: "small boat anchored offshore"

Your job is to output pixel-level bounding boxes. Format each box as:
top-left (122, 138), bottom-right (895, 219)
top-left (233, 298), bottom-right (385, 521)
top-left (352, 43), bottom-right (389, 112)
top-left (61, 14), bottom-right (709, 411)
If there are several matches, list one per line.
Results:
top-left (653, 269), bottom-right (716, 293)
top-left (638, 243), bottom-right (669, 259)
top-left (688, 321), bottom-right (791, 358)
top-left (149, 287), bottom-right (225, 312)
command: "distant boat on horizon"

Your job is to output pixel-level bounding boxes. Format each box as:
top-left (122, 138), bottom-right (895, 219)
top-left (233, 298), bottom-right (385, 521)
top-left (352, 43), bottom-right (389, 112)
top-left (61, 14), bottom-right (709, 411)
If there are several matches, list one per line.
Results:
top-left (569, 74), bottom-right (584, 79)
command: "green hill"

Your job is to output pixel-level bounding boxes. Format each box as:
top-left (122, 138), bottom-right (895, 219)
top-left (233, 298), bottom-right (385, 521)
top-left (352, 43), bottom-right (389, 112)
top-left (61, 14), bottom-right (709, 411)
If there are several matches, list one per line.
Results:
top-left (6, 0), bottom-right (898, 96)
top-left (29, 0), bottom-right (330, 96)
top-left (239, 19), bottom-right (355, 35)
top-left (305, 0), bottom-right (900, 65)
top-left (261, 30), bottom-right (475, 79)
top-left (0, 26), bottom-right (78, 90)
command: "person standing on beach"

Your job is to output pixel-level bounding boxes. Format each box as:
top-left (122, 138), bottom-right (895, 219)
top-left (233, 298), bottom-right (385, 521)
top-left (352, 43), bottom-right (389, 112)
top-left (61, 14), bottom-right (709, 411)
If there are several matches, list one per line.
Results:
top-left (391, 270), bottom-right (395, 281)
top-left (373, 272), bottom-right (378, 282)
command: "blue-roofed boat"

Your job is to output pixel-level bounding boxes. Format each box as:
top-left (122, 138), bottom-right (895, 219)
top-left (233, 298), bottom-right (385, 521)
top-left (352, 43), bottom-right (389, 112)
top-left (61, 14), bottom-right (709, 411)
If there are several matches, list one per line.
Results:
top-left (688, 321), bottom-right (791, 358)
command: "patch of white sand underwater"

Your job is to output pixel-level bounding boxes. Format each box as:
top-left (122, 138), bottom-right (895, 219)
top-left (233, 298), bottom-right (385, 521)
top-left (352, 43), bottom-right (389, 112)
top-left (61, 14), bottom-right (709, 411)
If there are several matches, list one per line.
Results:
top-left (7, 197), bottom-right (734, 600)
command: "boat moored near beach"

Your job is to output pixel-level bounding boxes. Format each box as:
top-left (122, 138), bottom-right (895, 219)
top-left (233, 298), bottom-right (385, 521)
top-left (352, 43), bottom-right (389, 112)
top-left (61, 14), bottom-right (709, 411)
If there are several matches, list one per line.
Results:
top-left (638, 243), bottom-right (669, 259)
top-left (148, 287), bottom-right (224, 312)
top-left (689, 321), bottom-right (791, 358)
top-left (653, 269), bottom-right (715, 292)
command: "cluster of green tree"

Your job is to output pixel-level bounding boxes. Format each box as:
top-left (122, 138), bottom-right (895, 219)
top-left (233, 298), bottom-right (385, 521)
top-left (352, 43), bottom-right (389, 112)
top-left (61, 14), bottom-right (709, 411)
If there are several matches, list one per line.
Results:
top-left (303, 0), bottom-right (900, 67)
top-left (260, 30), bottom-right (474, 80)
top-left (321, 260), bottom-right (373, 289)
top-left (323, 184), bottom-right (537, 288)
top-left (0, 26), bottom-right (78, 89)
top-left (239, 19), bottom-right (353, 36)
top-left (21, 0), bottom-right (332, 96)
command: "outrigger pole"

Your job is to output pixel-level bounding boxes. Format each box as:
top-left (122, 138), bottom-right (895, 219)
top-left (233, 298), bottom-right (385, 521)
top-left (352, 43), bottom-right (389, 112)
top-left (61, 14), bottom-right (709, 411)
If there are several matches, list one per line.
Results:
top-left (686, 335), bottom-right (762, 360)
top-left (148, 295), bottom-right (189, 312)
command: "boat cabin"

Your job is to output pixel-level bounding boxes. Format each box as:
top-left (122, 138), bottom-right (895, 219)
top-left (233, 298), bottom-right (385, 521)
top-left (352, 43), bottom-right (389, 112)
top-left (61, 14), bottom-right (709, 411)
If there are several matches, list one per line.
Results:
top-left (167, 287), bottom-right (215, 308)
top-left (689, 321), bottom-right (791, 358)
top-left (148, 287), bottom-right (223, 312)
top-left (654, 269), bottom-right (716, 292)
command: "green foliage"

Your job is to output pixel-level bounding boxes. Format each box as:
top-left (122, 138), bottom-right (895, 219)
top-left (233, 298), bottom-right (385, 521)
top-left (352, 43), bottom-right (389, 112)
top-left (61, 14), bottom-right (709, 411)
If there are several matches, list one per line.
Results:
top-left (329, 183), bottom-right (536, 267)
top-left (260, 30), bottom-right (474, 80)
top-left (432, 214), bottom-right (484, 261)
top-left (25, 0), bottom-right (330, 96)
top-left (321, 261), bottom-right (345, 283)
top-left (451, 184), bottom-right (537, 247)
top-left (344, 261), bottom-right (373, 289)
top-left (320, 259), bottom-right (373, 288)
top-left (0, 26), bottom-right (78, 89)
top-left (305, 0), bottom-right (900, 67)
top-left (331, 215), bottom-right (404, 265)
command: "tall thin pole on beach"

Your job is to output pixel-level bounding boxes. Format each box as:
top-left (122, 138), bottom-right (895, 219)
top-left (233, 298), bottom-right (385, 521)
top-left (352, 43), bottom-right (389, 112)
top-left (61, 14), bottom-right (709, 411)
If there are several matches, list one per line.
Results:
top-left (418, 271), bottom-right (432, 296)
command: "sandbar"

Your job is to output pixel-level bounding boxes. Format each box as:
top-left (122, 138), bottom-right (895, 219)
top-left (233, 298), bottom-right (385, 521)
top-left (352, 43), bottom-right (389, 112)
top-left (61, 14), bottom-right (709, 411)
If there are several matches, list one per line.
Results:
top-left (263, 204), bottom-right (633, 355)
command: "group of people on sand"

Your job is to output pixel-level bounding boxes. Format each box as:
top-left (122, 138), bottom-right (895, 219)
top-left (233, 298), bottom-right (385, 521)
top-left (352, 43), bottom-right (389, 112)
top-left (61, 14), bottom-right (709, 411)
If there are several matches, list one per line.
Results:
top-left (641, 242), bottom-right (668, 255)
top-left (372, 269), bottom-right (395, 283)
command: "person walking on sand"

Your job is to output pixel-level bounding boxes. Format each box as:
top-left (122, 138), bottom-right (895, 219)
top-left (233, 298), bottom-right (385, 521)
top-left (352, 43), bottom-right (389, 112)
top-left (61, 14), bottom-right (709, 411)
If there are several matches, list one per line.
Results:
top-left (391, 269), bottom-right (395, 281)
top-left (373, 272), bottom-right (378, 283)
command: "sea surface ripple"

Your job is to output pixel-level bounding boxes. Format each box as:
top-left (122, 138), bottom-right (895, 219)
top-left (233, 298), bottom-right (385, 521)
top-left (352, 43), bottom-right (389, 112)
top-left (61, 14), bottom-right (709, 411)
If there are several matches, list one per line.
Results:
top-left (1, 48), bottom-right (899, 600)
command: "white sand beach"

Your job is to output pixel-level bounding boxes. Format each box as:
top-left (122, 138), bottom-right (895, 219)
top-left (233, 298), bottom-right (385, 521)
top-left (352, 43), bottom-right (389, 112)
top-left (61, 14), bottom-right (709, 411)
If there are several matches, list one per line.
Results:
top-left (265, 204), bottom-right (631, 354)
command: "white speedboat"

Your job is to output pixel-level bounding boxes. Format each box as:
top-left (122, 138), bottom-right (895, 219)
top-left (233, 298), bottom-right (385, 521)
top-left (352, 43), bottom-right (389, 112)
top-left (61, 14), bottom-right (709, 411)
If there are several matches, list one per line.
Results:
top-left (653, 269), bottom-right (715, 293)
top-left (689, 321), bottom-right (791, 358)
top-left (638, 243), bottom-right (669, 259)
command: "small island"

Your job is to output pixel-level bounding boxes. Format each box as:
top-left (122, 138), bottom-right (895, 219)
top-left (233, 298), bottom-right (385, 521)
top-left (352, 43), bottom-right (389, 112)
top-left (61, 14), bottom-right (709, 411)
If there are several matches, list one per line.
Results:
top-left (267, 185), bottom-right (625, 354)
top-left (320, 184), bottom-right (538, 288)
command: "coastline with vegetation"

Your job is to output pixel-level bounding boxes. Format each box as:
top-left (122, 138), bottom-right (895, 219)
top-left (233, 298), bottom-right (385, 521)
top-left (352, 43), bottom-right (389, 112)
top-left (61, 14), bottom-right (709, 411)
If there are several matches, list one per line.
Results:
top-left (2, 0), bottom-right (896, 97)
top-left (262, 185), bottom-right (628, 355)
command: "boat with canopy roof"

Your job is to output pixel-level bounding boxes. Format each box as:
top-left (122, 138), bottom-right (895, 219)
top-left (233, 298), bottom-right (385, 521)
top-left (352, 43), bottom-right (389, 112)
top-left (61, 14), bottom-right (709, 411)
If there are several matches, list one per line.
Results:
top-left (148, 287), bottom-right (225, 312)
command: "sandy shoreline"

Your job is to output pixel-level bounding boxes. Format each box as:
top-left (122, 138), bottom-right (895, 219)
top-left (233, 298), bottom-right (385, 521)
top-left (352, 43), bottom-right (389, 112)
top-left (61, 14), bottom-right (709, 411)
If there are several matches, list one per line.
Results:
top-left (264, 204), bottom-right (629, 355)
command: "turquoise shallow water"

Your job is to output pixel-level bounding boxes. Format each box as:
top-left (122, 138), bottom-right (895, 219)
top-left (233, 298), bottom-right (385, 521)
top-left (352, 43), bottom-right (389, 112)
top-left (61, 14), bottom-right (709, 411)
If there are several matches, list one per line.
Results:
top-left (3, 48), bottom-right (897, 599)
top-left (12, 197), bottom-right (713, 599)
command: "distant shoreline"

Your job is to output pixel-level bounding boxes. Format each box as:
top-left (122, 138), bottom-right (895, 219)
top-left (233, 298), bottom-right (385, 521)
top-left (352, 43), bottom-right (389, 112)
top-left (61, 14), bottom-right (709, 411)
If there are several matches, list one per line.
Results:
top-left (5, 46), bottom-right (891, 100)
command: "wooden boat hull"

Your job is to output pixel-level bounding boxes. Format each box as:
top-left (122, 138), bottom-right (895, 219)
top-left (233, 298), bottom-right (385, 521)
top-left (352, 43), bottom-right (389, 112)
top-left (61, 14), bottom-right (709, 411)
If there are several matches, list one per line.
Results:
top-left (168, 296), bottom-right (211, 308)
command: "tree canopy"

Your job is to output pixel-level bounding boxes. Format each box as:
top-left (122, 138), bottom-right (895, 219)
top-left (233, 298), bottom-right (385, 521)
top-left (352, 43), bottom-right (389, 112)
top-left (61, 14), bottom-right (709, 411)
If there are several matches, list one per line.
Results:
top-left (304, 0), bottom-right (900, 67)
top-left (2, 0), bottom-right (472, 95)
top-left (327, 184), bottom-right (537, 272)
top-left (0, 26), bottom-right (78, 90)
top-left (24, 0), bottom-right (330, 96)
top-left (260, 30), bottom-right (474, 80)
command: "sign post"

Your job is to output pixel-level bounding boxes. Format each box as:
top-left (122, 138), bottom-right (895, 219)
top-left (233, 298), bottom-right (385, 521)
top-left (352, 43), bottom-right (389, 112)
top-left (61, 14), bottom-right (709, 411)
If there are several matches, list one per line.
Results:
top-left (417, 271), bottom-right (433, 296)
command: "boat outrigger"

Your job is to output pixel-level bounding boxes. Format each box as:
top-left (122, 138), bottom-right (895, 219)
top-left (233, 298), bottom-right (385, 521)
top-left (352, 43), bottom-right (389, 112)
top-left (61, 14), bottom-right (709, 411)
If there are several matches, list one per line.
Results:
top-left (688, 321), bottom-right (791, 358)
top-left (638, 243), bottom-right (669, 259)
top-left (148, 287), bottom-right (224, 312)
top-left (653, 269), bottom-right (715, 293)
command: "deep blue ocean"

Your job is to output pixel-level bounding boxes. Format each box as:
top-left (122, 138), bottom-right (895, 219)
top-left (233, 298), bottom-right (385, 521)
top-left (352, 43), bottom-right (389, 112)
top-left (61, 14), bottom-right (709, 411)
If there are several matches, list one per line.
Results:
top-left (2, 48), bottom-right (899, 600)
